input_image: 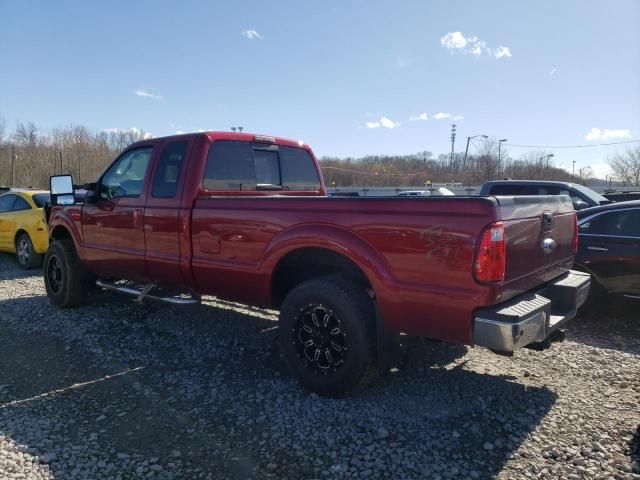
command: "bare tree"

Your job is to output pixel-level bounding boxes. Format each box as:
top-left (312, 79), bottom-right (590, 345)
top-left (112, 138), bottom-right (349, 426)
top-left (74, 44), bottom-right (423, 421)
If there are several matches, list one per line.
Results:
top-left (607, 147), bottom-right (640, 186)
top-left (13, 121), bottom-right (38, 145)
top-left (579, 166), bottom-right (593, 185)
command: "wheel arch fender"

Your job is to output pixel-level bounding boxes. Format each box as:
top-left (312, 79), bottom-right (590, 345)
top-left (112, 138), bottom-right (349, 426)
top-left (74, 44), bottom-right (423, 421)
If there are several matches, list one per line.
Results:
top-left (260, 224), bottom-right (395, 306)
top-left (48, 211), bottom-right (82, 251)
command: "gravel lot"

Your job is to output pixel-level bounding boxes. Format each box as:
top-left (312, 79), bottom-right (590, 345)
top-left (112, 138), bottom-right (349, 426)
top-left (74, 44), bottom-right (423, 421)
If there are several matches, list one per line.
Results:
top-left (0, 253), bottom-right (638, 480)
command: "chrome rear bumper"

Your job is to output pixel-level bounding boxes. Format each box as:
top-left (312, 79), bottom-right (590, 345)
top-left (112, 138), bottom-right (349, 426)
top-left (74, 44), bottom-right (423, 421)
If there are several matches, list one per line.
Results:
top-left (473, 270), bottom-right (591, 353)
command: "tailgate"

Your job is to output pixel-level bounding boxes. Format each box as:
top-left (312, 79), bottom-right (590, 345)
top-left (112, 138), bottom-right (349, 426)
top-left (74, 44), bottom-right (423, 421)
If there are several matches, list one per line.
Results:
top-left (495, 195), bottom-right (576, 301)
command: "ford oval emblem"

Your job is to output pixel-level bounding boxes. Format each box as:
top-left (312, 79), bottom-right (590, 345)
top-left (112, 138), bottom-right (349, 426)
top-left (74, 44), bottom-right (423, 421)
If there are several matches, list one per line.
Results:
top-left (542, 238), bottom-right (556, 254)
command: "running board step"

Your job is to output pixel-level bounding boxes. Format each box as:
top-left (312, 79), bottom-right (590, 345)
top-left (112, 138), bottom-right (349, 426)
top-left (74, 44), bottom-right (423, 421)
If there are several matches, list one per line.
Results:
top-left (96, 280), bottom-right (200, 305)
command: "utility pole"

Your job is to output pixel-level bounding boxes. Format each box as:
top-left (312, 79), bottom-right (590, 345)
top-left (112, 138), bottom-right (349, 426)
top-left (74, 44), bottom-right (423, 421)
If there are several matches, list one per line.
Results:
top-left (572, 160), bottom-right (576, 177)
top-left (450, 124), bottom-right (456, 169)
top-left (11, 145), bottom-right (15, 187)
top-left (59, 150), bottom-right (63, 175)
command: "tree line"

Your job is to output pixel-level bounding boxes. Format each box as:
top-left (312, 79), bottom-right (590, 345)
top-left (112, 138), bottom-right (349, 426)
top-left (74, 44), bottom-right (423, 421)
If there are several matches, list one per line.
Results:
top-left (0, 120), bottom-right (149, 188)
top-left (1, 120), bottom-right (638, 189)
top-left (321, 139), bottom-right (592, 187)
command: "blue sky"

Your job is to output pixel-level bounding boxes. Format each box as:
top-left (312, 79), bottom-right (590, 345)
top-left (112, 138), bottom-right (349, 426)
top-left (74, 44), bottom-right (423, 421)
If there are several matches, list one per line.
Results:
top-left (1, 0), bottom-right (639, 177)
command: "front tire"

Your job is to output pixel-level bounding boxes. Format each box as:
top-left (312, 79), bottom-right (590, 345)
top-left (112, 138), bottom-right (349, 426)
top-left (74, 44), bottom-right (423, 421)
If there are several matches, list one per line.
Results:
top-left (44, 240), bottom-right (92, 308)
top-left (15, 233), bottom-right (43, 269)
top-left (278, 277), bottom-right (379, 398)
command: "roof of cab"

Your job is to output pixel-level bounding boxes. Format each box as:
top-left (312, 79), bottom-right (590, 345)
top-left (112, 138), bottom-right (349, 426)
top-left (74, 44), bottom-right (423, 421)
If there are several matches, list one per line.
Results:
top-left (129, 131), bottom-right (309, 150)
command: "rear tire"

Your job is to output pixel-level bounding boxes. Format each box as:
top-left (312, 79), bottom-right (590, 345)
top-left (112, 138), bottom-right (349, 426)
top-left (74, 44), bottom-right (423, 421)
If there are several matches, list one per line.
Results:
top-left (15, 233), bottom-right (43, 269)
top-left (43, 240), bottom-right (93, 308)
top-left (278, 277), bottom-right (379, 398)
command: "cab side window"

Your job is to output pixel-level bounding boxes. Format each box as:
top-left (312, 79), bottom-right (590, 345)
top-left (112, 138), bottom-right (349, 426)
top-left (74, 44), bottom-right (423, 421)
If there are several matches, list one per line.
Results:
top-left (152, 141), bottom-right (188, 198)
top-left (100, 148), bottom-right (153, 200)
top-left (12, 197), bottom-right (31, 211)
top-left (0, 194), bottom-right (16, 213)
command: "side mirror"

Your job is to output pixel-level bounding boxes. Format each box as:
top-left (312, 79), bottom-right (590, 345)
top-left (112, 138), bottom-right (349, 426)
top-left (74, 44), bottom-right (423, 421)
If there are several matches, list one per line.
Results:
top-left (573, 200), bottom-right (589, 211)
top-left (50, 175), bottom-right (75, 206)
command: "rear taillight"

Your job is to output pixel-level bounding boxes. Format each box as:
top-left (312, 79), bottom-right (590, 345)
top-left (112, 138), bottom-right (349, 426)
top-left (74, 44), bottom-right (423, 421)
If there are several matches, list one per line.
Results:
top-left (572, 212), bottom-right (579, 254)
top-left (474, 221), bottom-right (506, 283)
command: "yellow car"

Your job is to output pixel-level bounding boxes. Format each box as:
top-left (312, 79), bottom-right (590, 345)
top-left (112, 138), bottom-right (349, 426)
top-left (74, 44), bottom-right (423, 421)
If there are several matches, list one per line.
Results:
top-left (0, 190), bottom-right (50, 269)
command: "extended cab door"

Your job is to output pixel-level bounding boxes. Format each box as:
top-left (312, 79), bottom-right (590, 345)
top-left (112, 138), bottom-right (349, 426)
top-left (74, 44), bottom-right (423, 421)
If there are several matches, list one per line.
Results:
top-left (143, 139), bottom-right (191, 287)
top-left (81, 146), bottom-right (154, 281)
top-left (578, 207), bottom-right (640, 295)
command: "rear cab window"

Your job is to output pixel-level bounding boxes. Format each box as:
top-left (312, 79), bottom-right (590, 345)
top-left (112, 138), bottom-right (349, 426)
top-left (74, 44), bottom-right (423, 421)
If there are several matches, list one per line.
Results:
top-left (203, 140), bottom-right (321, 192)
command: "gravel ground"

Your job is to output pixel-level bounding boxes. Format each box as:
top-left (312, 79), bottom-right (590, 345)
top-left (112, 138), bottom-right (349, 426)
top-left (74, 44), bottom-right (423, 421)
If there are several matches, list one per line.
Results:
top-left (0, 253), bottom-right (638, 480)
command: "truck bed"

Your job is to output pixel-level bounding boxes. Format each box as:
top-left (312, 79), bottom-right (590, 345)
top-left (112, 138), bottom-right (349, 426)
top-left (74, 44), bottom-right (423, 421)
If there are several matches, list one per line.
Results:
top-left (190, 195), bottom-right (575, 345)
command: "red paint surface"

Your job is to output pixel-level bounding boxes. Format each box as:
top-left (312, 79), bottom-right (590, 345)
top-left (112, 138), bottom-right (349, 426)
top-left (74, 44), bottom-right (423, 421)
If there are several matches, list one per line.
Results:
top-left (48, 132), bottom-right (577, 346)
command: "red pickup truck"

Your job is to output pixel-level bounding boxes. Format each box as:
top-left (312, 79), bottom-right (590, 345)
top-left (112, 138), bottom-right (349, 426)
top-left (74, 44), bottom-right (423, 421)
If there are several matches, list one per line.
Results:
top-left (44, 131), bottom-right (590, 397)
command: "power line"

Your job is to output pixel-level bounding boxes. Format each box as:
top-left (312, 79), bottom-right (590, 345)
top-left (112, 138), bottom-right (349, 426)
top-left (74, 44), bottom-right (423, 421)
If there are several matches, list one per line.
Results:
top-left (503, 139), bottom-right (640, 149)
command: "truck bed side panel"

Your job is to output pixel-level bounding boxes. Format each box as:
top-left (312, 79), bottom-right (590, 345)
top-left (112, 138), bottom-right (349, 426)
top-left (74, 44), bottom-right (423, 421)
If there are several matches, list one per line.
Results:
top-left (191, 197), bottom-right (499, 344)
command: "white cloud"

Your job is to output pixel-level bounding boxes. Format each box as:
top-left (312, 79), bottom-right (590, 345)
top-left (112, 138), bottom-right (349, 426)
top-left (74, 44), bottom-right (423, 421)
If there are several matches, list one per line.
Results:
top-left (433, 112), bottom-right (452, 120)
top-left (549, 68), bottom-right (556, 76)
top-left (242, 29), bottom-right (263, 40)
top-left (134, 88), bottom-right (163, 100)
top-left (585, 128), bottom-right (631, 141)
top-left (175, 130), bottom-right (186, 135)
top-left (380, 116), bottom-right (400, 129)
top-left (453, 115), bottom-right (464, 121)
top-left (143, 132), bottom-right (153, 139)
top-left (440, 32), bottom-right (468, 49)
top-left (440, 32), bottom-right (512, 59)
top-left (590, 161), bottom-right (612, 179)
top-left (410, 113), bottom-right (428, 121)
top-left (493, 46), bottom-right (512, 58)
top-left (366, 116), bottom-right (400, 129)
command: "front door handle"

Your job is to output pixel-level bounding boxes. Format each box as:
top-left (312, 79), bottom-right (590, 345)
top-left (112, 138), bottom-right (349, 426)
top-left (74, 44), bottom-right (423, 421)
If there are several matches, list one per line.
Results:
top-left (587, 246), bottom-right (609, 252)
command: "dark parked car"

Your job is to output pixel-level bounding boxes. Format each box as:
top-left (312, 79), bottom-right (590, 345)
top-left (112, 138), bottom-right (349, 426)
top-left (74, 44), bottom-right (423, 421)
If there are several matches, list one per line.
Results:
top-left (480, 180), bottom-right (611, 210)
top-left (575, 200), bottom-right (640, 301)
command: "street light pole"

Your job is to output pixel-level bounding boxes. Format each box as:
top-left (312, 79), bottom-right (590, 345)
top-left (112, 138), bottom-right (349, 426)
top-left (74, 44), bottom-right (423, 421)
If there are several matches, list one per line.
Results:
top-left (464, 134), bottom-right (488, 165)
top-left (498, 139), bottom-right (508, 178)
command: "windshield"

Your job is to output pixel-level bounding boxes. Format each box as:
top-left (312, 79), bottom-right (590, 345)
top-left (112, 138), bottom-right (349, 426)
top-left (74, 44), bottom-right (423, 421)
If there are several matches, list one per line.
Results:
top-left (572, 184), bottom-right (609, 204)
top-left (31, 193), bottom-right (50, 208)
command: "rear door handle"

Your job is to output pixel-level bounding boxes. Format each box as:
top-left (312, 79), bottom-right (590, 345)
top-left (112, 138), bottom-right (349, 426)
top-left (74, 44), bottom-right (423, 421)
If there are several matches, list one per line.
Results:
top-left (587, 246), bottom-right (608, 252)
